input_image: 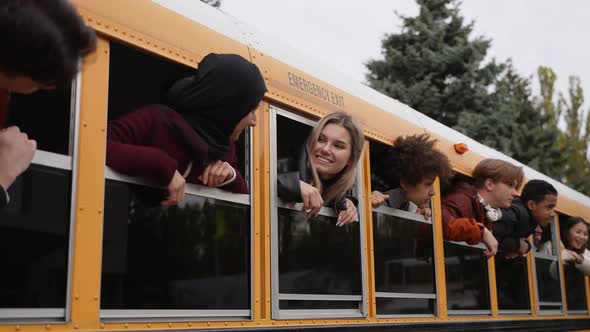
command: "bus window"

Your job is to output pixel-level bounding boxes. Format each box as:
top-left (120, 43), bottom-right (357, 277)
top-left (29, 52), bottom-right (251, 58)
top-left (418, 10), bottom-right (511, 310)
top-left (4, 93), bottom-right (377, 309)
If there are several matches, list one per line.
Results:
top-left (8, 86), bottom-right (73, 155)
top-left (270, 106), bottom-right (365, 319)
top-left (557, 212), bottom-right (588, 313)
top-left (0, 81), bottom-right (78, 319)
top-left (369, 140), bottom-right (436, 316)
top-left (100, 42), bottom-right (251, 319)
top-left (532, 216), bottom-right (564, 313)
top-left (495, 254), bottom-right (531, 313)
top-left (441, 174), bottom-right (491, 315)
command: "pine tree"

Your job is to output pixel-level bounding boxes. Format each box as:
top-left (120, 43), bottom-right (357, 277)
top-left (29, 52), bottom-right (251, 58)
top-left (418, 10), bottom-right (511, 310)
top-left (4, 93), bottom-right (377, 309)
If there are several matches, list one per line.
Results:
top-left (366, 0), bottom-right (502, 127)
top-left (455, 63), bottom-right (564, 179)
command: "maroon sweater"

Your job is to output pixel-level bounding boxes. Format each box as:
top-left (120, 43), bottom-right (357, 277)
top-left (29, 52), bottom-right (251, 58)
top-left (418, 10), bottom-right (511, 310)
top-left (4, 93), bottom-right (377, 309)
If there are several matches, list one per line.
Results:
top-left (441, 183), bottom-right (488, 245)
top-left (107, 104), bottom-right (248, 194)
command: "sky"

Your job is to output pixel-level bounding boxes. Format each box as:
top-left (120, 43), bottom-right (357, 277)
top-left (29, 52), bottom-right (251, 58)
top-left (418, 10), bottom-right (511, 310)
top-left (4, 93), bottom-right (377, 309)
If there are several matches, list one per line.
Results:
top-left (220, 0), bottom-right (590, 109)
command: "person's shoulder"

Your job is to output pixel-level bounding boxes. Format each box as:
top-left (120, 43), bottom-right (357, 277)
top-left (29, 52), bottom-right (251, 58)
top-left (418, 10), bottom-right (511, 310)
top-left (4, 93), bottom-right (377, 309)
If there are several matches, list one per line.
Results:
top-left (442, 185), bottom-right (473, 205)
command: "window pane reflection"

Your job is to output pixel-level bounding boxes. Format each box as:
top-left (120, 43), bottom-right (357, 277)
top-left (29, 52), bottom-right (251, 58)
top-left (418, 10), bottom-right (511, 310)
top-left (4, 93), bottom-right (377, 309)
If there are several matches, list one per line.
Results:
top-left (373, 212), bottom-right (435, 294)
top-left (444, 242), bottom-right (490, 311)
top-left (279, 300), bottom-right (359, 310)
top-left (495, 257), bottom-right (530, 310)
top-left (101, 180), bottom-right (250, 310)
top-left (534, 258), bottom-right (561, 303)
top-left (278, 208), bottom-right (362, 296)
top-left (376, 298), bottom-right (435, 315)
top-left (0, 165), bottom-right (71, 308)
top-left (564, 264), bottom-right (587, 311)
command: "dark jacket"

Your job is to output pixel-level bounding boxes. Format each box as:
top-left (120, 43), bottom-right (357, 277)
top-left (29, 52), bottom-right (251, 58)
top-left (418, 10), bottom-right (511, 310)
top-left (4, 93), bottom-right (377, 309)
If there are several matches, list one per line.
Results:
top-left (493, 197), bottom-right (535, 256)
top-left (277, 148), bottom-right (356, 213)
top-left (441, 183), bottom-right (487, 244)
top-left (107, 104), bottom-right (248, 194)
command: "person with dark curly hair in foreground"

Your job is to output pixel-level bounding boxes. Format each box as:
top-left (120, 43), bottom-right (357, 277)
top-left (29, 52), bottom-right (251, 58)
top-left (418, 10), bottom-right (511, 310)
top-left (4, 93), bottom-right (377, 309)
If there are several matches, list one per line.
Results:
top-left (0, 0), bottom-right (96, 209)
top-left (371, 133), bottom-right (453, 219)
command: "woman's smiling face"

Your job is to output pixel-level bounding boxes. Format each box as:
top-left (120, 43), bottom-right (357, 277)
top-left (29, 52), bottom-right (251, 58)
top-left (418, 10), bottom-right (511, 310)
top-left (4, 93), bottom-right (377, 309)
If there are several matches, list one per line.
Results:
top-left (568, 221), bottom-right (589, 251)
top-left (311, 123), bottom-right (352, 181)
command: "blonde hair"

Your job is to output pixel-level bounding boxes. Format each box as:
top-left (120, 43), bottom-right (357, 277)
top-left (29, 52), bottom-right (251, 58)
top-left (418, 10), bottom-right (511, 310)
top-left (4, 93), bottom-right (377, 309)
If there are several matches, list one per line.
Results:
top-left (473, 158), bottom-right (524, 189)
top-left (305, 112), bottom-right (365, 204)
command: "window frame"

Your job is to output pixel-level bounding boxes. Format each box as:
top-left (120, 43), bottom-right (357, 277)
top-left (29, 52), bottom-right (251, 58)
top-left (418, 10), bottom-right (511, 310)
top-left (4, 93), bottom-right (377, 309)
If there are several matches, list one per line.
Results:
top-left (269, 105), bottom-right (368, 320)
top-left (367, 142), bottom-right (439, 318)
top-left (444, 240), bottom-right (492, 316)
top-left (530, 218), bottom-right (565, 315)
top-left (0, 73), bottom-right (81, 321)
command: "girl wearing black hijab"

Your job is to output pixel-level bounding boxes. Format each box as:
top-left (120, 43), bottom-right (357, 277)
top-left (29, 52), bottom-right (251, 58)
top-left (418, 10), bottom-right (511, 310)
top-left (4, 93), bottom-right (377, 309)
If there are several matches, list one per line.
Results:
top-left (107, 53), bottom-right (267, 205)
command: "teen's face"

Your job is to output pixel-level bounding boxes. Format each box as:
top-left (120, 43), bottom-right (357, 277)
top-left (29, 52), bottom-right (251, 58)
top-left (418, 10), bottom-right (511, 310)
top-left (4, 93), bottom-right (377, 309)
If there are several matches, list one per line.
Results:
top-left (230, 110), bottom-right (257, 141)
top-left (528, 194), bottom-right (557, 227)
top-left (0, 72), bottom-right (53, 94)
top-left (311, 123), bottom-right (352, 180)
top-left (487, 180), bottom-right (519, 208)
top-left (567, 222), bottom-right (589, 251)
top-left (402, 177), bottom-right (436, 208)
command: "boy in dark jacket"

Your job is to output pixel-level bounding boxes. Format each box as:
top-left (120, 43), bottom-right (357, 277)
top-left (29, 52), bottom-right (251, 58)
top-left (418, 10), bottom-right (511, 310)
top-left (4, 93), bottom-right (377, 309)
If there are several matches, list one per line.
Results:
top-left (493, 179), bottom-right (558, 259)
top-left (442, 159), bottom-right (524, 256)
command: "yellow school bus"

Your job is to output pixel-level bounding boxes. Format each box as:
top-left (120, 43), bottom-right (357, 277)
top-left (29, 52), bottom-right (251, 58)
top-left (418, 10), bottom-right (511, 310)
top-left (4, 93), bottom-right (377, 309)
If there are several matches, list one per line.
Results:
top-left (2, 0), bottom-right (590, 331)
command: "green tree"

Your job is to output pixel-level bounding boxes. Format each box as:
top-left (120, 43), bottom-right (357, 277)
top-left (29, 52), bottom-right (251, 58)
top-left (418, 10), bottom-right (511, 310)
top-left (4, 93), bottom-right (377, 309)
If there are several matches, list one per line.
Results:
top-left (536, 66), bottom-right (560, 129)
top-left (455, 63), bottom-right (564, 179)
top-left (558, 76), bottom-right (590, 193)
top-left (366, 0), bottom-right (502, 127)
top-left (200, 0), bottom-right (221, 8)
top-left (533, 67), bottom-right (590, 195)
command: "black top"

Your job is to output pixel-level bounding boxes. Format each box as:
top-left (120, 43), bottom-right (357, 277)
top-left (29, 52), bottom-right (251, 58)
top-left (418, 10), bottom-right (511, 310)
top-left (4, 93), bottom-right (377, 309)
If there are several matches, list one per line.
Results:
top-left (493, 197), bottom-right (536, 257)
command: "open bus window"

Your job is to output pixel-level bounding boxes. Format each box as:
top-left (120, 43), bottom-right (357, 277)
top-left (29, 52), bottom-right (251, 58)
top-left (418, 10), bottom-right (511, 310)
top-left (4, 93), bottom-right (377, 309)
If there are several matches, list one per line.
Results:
top-left (369, 140), bottom-right (436, 316)
top-left (100, 42), bottom-right (251, 318)
top-left (8, 86), bottom-right (73, 155)
top-left (271, 107), bottom-right (365, 318)
top-left (557, 212), bottom-right (588, 312)
top-left (531, 216), bottom-right (564, 313)
top-left (0, 82), bottom-right (77, 318)
top-left (441, 173), bottom-right (491, 314)
top-left (495, 255), bottom-right (531, 312)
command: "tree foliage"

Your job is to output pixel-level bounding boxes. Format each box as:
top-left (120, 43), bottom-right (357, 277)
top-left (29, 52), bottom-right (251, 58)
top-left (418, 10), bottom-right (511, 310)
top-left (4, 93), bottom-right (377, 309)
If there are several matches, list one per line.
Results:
top-left (367, 0), bottom-right (590, 195)
top-left (366, 0), bottom-right (502, 127)
top-left (537, 69), bottom-right (590, 194)
top-left (456, 63), bottom-right (564, 180)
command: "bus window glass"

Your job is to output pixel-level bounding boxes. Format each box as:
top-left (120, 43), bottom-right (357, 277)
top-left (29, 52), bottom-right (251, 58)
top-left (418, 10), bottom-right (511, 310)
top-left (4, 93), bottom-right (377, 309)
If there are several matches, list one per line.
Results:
top-left (277, 208), bottom-right (361, 296)
top-left (563, 263), bottom-right (587, 311)
top-left (0, 80), bottom-right (76, 317)
top-left (376, 298), bottom-right (436, 316)
top-left (444, 242), bottom-right (490, 312)
top-left (100, 42), bottom-right (251, 316)
top-left (271, 108), bottom-right (364, 318)
top-left (101, 181), bottom-right (250, 310)
top-left (495, 257), bottom-right (530, 311)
